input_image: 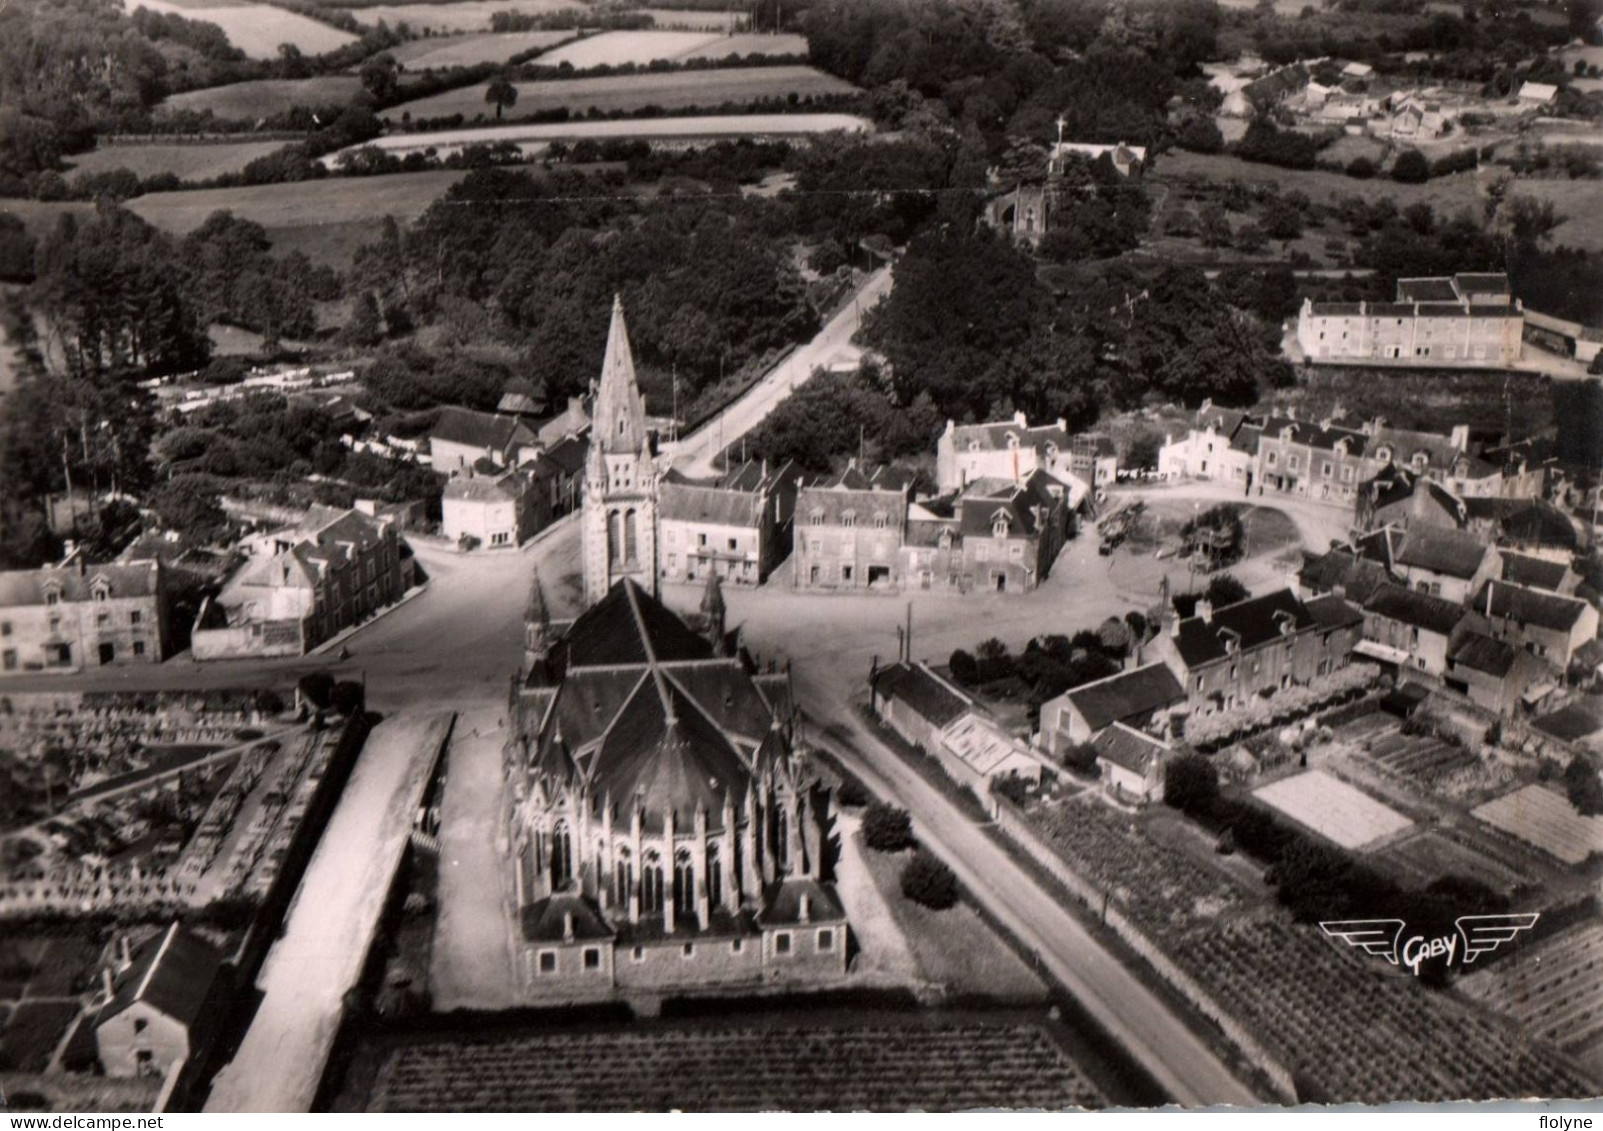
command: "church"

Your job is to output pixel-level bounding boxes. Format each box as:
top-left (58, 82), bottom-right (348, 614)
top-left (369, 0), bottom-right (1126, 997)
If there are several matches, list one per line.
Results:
top-left (504, 297), bottom-right (850, 997)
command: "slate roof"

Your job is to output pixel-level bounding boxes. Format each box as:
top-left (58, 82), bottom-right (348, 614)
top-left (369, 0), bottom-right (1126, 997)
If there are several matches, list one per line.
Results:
top-left (873, 661), bottom-right (973, 729)
top-left (536, 396), bottom-right (591, 448)
top-left (1299, 548), bottom-right (1395, 604)
top-left (1172, 589), bottom-right (1315, 668)
top-left (430, 407), bottom-right (535, 453)
top-left (1363, 583), bottom-right (1467, 636)
top-left (757, 876), bottom-right (848, 927)
top-left (949, 417), bottom-right (1070, 454)
top-left (97, 923), bottom-right (222, 1030)
top-left (540, 435), bottom-right (589, 476)
top-left (443, 469), bottom-right (527, 503)
top-left (522, 892), bottom-right (616, 944)
top-left (1474, 581), bottom-right (1592, 633)
top-left (0, 560), bottom-right (161, 609)
top-left (1501, 551), bottom-right (1571, 592)
top-left (1448, 632), bottom-right (1521, 679)
top-left (798, 465), bottom-right (908, 527)
top-left (1261, 417), bottom-right (1368, 456)
top-left (1397, 278), bottom-right (1460, 303)
top-left (1062, 662), bottom-right (1186, 734)
top-left (1093, 722), bottom-right (1168, 776)
top-left (1394, 525), bottom-right (1494, 580)
top-left (497, 391), bottom-right (540, 416)
top-left (1465, 498), bottom-right (1582, 551)
top-left (1306, 593), bottom-right (1365, 629)
top-left (660, 482), bottom-right (765, 527)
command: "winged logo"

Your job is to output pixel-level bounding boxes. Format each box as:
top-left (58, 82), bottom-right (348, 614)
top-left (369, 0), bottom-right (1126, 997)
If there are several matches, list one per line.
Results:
top-left (1319, 919), bottom-right (1406, 965)
top-left (1456, 913), bottom-right (1540, 964)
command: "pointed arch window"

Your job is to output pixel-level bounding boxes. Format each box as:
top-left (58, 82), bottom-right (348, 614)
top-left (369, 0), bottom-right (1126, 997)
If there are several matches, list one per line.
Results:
top-left (773, 806), bottom-right (790, 872)
top-left (706, 850), bottom-right (722, 908)
top-left (607, 510), bottom-right (622, 564)
top-left (673, 848), bottom-right (696, 919)
top-left (615, 846), bottom-right (634, 906)
top-left (641, 851), bottom-right (664, 914)
top-left (551, 822), bottom-right (573, 887)
top-left (624, 509), bottom-right (638, 564)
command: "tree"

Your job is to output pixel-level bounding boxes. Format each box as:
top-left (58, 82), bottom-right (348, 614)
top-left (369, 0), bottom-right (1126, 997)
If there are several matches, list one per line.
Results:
top-left (1062, 742), bottom-right (1099, 775)
top-left (1346, 156), bottom-right (1376, 179)
top-left (298, 671), bottom-right (336, 711)
top-left (863, 803), bottom-right (915, 852)
top-left (1564, 757), bottom-right (1603, 817)
top-left (948, 648), bottom-right (979, 685)
top-left (344, 291), bottom-right (385, 347)
top-left (1391, 149), bottom-right (1430, 184)
top-left (149, 474), bottom-right (227, 541)
top-left (359, 53), bottom-right (400, 103)
top-left (1204, 572), bottom-right (1250, 608)
top-left (1163, 753), bottom-right (1219, 816)
top-left (900, 850), bottom-right (958, 909)
top-left (485, 75), bottom-right (518, 121)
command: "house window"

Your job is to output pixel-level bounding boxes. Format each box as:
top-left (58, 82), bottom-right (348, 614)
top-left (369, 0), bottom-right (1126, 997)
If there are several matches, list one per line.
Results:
top-left (682, 943), bottom-right (695, 959)
top-left (2, 650), bottom-right (15, 671)
top-left (45, 591), bottom-right (59, 606)
top-left (842, 565), bottom-right (853, 583)
top-left (727, 538), bottom-right (737, 552)
top-left (775, 932), bottom-right (792, 955)
top-left (731, 938), bottom-right (744, 954)
top-left (129, 611), bottom-right (142, 625)
top-left (537, 950), bottom-right (557, 974)
top-left (1322, 462), bottom-right (1332, 478)
top-left (842, 515), bottom-right (855, 529)
top-left (134, 1018), bottom-right (148, 1034)
top-left (817, 928), bottom-right (835, 951)
top-left (1, 621), bottom-right (10, 637)
top-left (133, 641), bottom-right (146, 657)
top-left (631, 946), bottom-right (645, 963)
top-left (698, 533), bottom-right (708, 547)
top-left (1288, 455), bottom-right (1300, 472)
top-left (583, 948), bottom-right (601, 970)
top-left (1266, 452), bottom-right (1278, 467)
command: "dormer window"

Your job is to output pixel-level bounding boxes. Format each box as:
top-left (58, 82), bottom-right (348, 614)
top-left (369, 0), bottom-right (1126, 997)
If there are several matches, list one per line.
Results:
top-left (874, 514), bottom-right (887, 530)
top-left (1007, 434), bottom-right (1020, 450)
top-left (809, 509), bottom-right (824, 525)
top-left (1375, 446), bottom-right (1392, 464)
top-left (43, 585), bottom-right (61, 607)
top-left (968, 440), bottom-right (981, 452)
top-left (841, 511), bottom-right (856, 529)
top-left (91, 579), bottom-right (110, 601)
top-left (992, 513), bottom-right (1011, 538)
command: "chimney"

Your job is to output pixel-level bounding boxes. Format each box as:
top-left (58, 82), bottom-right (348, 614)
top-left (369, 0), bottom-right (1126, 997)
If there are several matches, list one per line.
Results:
top-left (1014, 411), bottom-right (1028, 427)
top-left (798, 893), bottom-right (811, 923)
top-left (563, 910), bottom-right (575, 942)
top-left (101, 967), bottom-right (115, 1000)
top-left (1449, 424), bottom-right (1470, 451)
top-left (1197, 599), bottom-right (1213, 624)
top-left (118, 935), bottom-right (133, 971)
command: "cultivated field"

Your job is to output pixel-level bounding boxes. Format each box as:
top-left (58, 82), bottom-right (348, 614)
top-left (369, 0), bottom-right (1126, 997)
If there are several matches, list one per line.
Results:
top-left (364, 1019), bottom-right (1104, 1111)
top-left (387, 30), bottom-right (573, 68)
top-left (346, 0), bottom-right (581, 34)
top-left (335, 112), bottom-right (869, 162)
top-left (65, 141), bottom-right (291, 182)
top-left (161, 75), bottom-right (364, 119)
top-left (1253, 770), bottom-right (1414, 851)
top-left (1473, 784), bottom-right (1603, 866)
top-left (634, 7), bottom-right (741, 30)
top-left (534, 29), bottom-right (730, 67)
top-left (1156, 150), bottom-right (1603, 252)
top-left (681, 32), bottom-right (809, 60)
top-left (384, 65), bottom-right (854, 121)
top-left (128, 0), bottom-right (359, 58)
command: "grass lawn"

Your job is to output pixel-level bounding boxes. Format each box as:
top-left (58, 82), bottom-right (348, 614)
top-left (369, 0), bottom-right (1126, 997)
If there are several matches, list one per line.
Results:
top-left (346, 0), bottom-right (579, 34)
top-left (1155, 150), bottom-right (1603, 252)
top-left (130, 0), bottom-right (359, 58)
top-left (857, 834), bottom-right (1048, 1005)
top-left (66, 141), bottom-right (291, 182)
top-left (161, 75), bottom-right (364, 119)
top-left (385, 65), bottom-right (855, 122)
top-left (386, 29), bottom-right (574, 68)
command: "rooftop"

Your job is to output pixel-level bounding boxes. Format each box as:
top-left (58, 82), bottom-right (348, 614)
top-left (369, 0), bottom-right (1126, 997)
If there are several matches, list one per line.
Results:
top-left (1363, 583), bottom-right (1467, 636)
top-left (96, 923), bottom-right (223, 1031)
top-left (1172, 589), bottom-right (1316, 669)
top-left (1093, 721), bottom-right (1169, 776)
top-left (1060, 662), bottom-right (1186, 734)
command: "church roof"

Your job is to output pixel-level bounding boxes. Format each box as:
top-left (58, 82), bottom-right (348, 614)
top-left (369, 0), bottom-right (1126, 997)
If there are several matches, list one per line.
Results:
top-left (562, 579), bottom-right (715, 668)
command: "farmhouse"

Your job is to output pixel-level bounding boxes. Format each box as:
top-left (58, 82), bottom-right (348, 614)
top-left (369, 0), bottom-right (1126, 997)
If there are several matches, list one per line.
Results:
top-left (1297, 547), bottom-right (1396, 605)
top-left (0, 556), bottom-right (172, 674)
top-left (1357, 466), bottom-right (1469, 533)
top-left (508, 578), bottom-right (849, 996)
top-left (1295, 273), bottom-right (1523, 367)
top-left (1037, 662), bottom-right (1186, 754)
top-left (1093, 722), bottom-right (1170, 805)
top-left (901, 471), bottom-right (1073, 594)
top-left (428, 407), bottom-right (540, 476)
top-left (94, 923), bottom-right (225, 1079)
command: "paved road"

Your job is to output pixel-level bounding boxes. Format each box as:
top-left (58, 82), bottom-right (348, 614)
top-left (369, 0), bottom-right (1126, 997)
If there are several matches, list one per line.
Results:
top-left (667, 264), bottom-right (894, 477)
top-left (792, 681), bottom-right (1260, 1108)
top-left (204, 712), bottom-right (453, 1113)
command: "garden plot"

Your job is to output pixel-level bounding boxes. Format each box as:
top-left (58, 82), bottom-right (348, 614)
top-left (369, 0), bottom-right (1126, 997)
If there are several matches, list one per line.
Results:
top-left (129, 0), bottom-right (358, 58)
top-left (1473, 784), bottom-right (1603, 866)
top-left (1253, 770), bottom-right (1414, 850)
top-left (534, 29), bottom-right (729, 67)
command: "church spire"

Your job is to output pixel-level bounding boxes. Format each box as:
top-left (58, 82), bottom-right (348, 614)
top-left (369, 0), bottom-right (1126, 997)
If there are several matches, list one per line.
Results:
top-left (594, 293), bottom-right (648, 457)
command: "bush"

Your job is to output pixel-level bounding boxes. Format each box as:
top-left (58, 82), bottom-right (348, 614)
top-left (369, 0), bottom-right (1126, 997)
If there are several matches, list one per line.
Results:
top-left (1062, 742), bottom-right (1099, 776)
top-left (297, 671), bottom-right (335, 711)
top-left (1564, 756), bottom-right (1603, 817)
top-left (862, 802), bottom-right (915, 852)
top-left (836, 777), bottom-right (870, 808)
top-left (1346, 156), bottom-right (1376, 179)
top-left (1392, 149), bottom-right (1430, 184)
top-left (900, 849), bottom-right (959, 909)
top-left (948, 649), bottom-right (979, 686)
top-left (331, 680), bottom-right (365, 717)
top-left (1164, 753), bottom-right (1219, 815)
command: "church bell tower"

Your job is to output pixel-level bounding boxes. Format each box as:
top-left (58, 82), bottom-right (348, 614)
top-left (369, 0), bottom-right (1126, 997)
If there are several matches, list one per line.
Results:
top-left (583, 295), bottom-right (659, 605)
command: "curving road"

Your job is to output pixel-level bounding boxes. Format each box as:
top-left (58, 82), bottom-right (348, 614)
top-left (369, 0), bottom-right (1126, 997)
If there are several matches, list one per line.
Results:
top-left (666, 263), bottom-right (894, 478)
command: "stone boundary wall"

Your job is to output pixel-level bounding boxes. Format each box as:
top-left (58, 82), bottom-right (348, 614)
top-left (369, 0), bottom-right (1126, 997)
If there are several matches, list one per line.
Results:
top-left (989, 794), bottom-right (1298, 1103)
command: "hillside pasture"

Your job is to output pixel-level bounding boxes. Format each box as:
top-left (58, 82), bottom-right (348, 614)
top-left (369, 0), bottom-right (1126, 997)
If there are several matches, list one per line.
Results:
top-left (65, 141), bottom-right (292, 182)
top-left (534, 29), bottom-right (727, 67)
top-left (1253, 770), bottom-right (1414, 851)
top-left (387, 30), bottom-right (574, 68)
top-left (1155, 150), bottom-right (1603, 252)
top-left (345, 0), bottom-right (582, 34)
top-left (130, 0), bottom-right (359, 58)
top-left (679, 32), bottom-right (808, 60)
top-left (161, 75), bottom-right (364, 119)
top-left (1473, 784), bottom-right (1603, 866)
top-left (632, 8), bottom-right (742, 30)
top-left (384, 65), bottom-right (855, 122)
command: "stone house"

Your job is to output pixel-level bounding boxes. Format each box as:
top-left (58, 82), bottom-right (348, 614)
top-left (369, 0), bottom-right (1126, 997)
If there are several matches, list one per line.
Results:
top-left (191, 507), bottom-right (407, 659)
top-left (793, 464), bottom-right (913, 591)
top-left (428, 407), bottom-right (540, 477)
top-left (1354, 524), bottom-right (1500, 603)
top-left (1037, 662), bottom-right (1186, 754)
top-left (901, 472), bottom-right (1071, 594)
top-left (1295, 273), bottom-right (1523, 367)
top-left (936, 413), bottom-right (1104, 503)
top-left (1471, 580), bottom-right (1600, 669)
top-left (1357, 583), bottom-right (1469, 678)
top-left (1163, 589), bottom-right (1364, 714)
top-left (658, 460), bottom-right (801, 587)
top-left (1445, 631), bottom-right (1556, 717)
top-left (1093, 722), bottom-right (1170, 805)
top-left (442, 468), bottom-right (540, 549)
top-left (0, 557), bottom-right (171, 674)
top-left (1500, 550), bottom-right (1581, 595)
top-left (1157, 402), bottom-right (1263, 488)
top-left (94, 923), bottom-right (225, 1078)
